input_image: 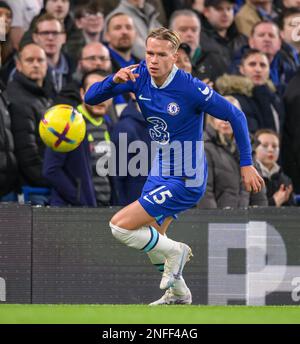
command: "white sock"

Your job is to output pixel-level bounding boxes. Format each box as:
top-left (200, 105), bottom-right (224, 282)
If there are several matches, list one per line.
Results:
top-left (147, 226), bottom-right (166, 272)
top-left (110, 222), bottom-right (177, 256)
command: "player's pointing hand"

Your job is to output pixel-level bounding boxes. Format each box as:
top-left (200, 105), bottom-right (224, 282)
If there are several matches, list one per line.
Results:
top-left (113, 64), bottom-right (140, 84)
top-left (241, 165), bottom-right (265, 193)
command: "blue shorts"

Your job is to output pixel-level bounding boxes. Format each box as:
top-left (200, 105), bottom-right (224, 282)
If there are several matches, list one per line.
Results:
top-left (138, 176), bottom-right (206, 226)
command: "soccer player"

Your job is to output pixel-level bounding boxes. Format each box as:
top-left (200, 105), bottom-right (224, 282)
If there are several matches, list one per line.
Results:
top-left (84, 28), bottom-right (264, 305)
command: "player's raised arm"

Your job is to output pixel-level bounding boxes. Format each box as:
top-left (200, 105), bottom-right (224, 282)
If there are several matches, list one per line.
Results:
top-left (84, 64), bottom-right (140, 106)
top-left (192, 79), bottom-right (265, 193)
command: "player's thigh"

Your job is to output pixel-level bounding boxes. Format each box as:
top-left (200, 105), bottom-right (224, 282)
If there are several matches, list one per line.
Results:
top-left (110, 200), bottom-right (154, 230)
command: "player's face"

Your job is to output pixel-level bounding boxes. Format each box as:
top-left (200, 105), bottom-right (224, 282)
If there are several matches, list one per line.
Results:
top-left (145, 38), bottom-right (178, 86)
top-left (240, 53), bottom-right (269, 86)
top-left (81, 74), bottom-right (112, 117)
top-left (255, 133), bottom-right (280, 168)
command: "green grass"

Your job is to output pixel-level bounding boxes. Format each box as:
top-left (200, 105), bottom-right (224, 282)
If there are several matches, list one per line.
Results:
top-left (0, 305), bottom-right (300, 324)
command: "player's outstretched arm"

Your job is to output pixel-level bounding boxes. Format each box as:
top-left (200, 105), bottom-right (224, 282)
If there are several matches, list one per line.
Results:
top-left (241, 165), bottom-right (265, 193)
top-left (84, 64), bottom-right (140, 106)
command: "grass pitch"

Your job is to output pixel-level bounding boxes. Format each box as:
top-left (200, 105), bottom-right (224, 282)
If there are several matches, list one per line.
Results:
top-left (0, 305), bottom-right (300, 324)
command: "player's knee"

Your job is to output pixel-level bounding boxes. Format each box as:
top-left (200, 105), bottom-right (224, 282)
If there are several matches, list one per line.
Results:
top-left (109, 221), bottom-right (129, 242)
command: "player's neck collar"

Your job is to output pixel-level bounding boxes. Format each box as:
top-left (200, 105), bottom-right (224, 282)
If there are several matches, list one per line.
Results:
top-left (150, 64), bottom-right (178, 89)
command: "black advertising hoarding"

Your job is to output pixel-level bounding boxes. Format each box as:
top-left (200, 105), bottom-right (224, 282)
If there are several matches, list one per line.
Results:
top-left (1, 205), bottom-right (300, 304)
top-left (0, 204), bottom-right (31, 303)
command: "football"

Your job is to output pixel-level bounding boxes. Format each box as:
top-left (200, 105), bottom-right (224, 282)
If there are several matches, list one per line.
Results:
top-left (39, 104), bottom-right (86, 152)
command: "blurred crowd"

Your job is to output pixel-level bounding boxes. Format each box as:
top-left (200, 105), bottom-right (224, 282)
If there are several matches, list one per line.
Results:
top-left (0, 0), bottom-right (300, 208)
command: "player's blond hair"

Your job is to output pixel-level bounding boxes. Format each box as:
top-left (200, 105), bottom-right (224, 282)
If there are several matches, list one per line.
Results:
top-left (146, 27), bottom-right (181, 52)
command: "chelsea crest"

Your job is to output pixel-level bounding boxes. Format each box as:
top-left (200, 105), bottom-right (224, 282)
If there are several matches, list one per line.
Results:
top-left (167, 102), bottom-right (180, 116)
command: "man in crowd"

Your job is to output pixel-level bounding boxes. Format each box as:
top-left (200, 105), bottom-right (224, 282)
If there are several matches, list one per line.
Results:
top-left (33, 13), bottom-right (75, 93)
top-left (169, 9), bottom-right (222, 82)
top-left (7, 43), bottom-right (53, 204)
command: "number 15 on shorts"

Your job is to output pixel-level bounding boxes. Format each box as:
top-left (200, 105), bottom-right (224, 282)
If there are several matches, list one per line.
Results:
top-left (143, 185), bottom-right (173, 205)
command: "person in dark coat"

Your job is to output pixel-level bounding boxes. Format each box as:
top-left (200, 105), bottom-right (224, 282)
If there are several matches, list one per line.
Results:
top-left (7, 43), bottom-right (53, 203)
top-left (197, 96), bottom-right (268, 208)
top-left (282, 67), bottom-right (300, 193)
top-left (110, 97), bottom-right (152, 206)
top-left (200, 0), bottom-right (248, 77)
top-left (43, 137), bottom-right (97, 207)
top-left (254, 128), bottom-right (295, 206)
top-left (169, 9), bottom-right (227, 82)
top-left (231, 20), bottom-right (299, 95)
top-left (0, 80), bottom-right (18, 200)
top-left (216, 49), bottom-right (285, 134)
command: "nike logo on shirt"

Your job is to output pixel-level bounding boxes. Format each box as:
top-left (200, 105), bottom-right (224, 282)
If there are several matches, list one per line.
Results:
top-left (139, 94), bottom-right (151, 101)
top-left (198, 86), bottom-right (210, 95)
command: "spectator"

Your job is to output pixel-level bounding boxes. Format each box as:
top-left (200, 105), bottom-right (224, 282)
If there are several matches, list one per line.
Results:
top-left (161, 0), bottom-right (187, 18)
top-left (33, 13), bottom-right (76, 93)
top-left (7, 43), bottom-right (53, 204)
top-left (169, 9), bottom-right (223, 81)
top-left (282, 67), bottom-right (300, 193)
top-left (216, 49), bottom-right (285, 134)
top-left (197, 96), bottom-right (268, 208)
top-left (279, 8), bottom-right (300, 60)
top-left (20, 0), bottom-right (75, 47)
top-left (64, 1), bottom-right (104, 63)
top-left (254, 128), bottom-right (295, 206)
top-left (176, 43), bottom-right (193, 73)
top-left (105, 12), bottom-right (139, 72)
top-left (105, 12), bottom-right (140, 116)
top-left (275, 0), bottom-right (300, 13)
top-left (105, 0), bottom-right (161, 60)
top-left (43, 134), bottom-right (97, 207)
top-left (249, 20), bottom-right (298, 92)
top-left (232, 20), bottom-right (299, 93)
top-left (77, 70), bottom-right (114, 206)
top-left (191, 0), bottom-right (205, 13)
top-left (235, 0), bottom-right (279, 37)
top-left (55, 42), bottom-right (112, 107)
top-left (0, 1), bottom-right (13, 66)
top-left (91, 0), bottom-right (120, 17)
top-left (110, 96), bottom-right (151, 206)
top-left (0, 79), bottom-right (18, 202)
top-left (200, 0), bottom-right (248, 77)
top-left (5, 0), bottom-right (42, 50)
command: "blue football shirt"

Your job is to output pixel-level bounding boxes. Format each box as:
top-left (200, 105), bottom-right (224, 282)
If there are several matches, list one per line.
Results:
top-left (85, 61), bottom-right (252, 186)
